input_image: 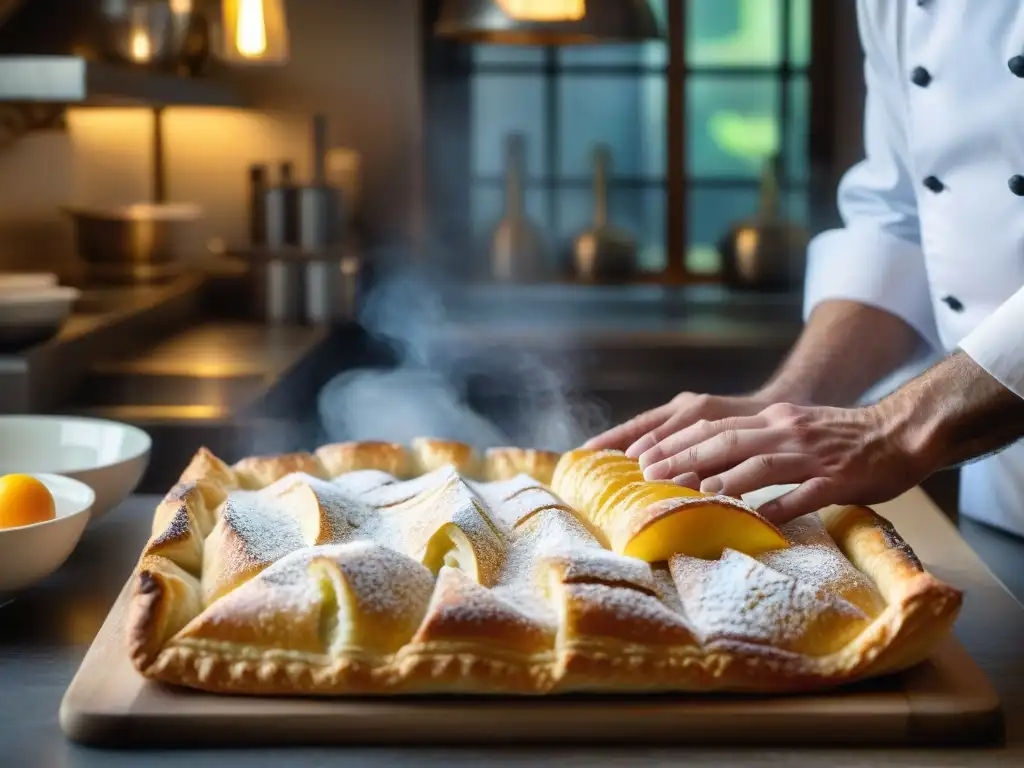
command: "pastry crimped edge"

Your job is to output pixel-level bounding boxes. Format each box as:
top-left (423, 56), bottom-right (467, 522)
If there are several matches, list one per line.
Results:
top-left (126, 441), bottom-right (962, 696)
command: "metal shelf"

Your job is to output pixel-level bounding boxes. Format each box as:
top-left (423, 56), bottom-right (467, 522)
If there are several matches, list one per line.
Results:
top-left (0, 55), bottom-right (243, 107)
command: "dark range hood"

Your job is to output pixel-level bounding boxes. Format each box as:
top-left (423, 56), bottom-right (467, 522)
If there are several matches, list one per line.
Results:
top-left (0, 0), bottom-right (242, 106)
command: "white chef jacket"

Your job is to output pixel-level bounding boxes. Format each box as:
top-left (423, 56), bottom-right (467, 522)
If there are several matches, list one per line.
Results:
top-left (803, 0), bottom-right (1024, 536)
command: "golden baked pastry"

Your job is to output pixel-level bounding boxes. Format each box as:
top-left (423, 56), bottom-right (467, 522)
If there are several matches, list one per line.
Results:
top-left (127, 440), bottom-right (961, 695)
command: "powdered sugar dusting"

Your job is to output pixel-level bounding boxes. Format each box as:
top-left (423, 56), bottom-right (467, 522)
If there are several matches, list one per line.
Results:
top-left (330, 469), bottom-right (397, 497)
top-left (760, 512), bottom-right (885, 616)
top-left (394, 469), bottom-right (506, 584)
top-left (670, 549), bottom-right (868, 654)
top-left (757, 545), bottom-right (884, 617)
top-left (324, 541), bottom-right (436, 622)
top-left (193, 447), bottom-right (889, 665)
top-left (220, 493), bottom-right (305, 568)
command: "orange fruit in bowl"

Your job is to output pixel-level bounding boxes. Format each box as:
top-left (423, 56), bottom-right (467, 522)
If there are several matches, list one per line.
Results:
top-left (0, 474), bottom-right (57, 530)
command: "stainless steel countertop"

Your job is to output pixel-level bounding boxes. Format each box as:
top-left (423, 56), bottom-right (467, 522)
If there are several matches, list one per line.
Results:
top-left (433, 283), bottom-right (804, 350)
top-left (1, 491), bottom-right (1023, 767)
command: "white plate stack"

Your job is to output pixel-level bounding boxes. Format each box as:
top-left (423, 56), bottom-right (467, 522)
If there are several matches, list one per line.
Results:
top-left (0, 273), bottom-right (81, 349)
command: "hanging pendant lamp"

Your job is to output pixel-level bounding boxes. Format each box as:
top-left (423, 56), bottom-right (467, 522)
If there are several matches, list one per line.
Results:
top-left (435, 0), bottom-right (662, 45)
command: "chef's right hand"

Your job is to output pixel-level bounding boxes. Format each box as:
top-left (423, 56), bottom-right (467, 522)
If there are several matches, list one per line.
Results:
top-left (583, 392), bottom-right (777, 460)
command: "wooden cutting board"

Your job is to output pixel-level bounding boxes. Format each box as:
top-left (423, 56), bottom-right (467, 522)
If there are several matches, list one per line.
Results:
top-left (60, 489), bottom-right (1003, 748)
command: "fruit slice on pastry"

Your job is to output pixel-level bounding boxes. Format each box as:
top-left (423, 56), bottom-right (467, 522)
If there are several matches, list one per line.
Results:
top-left (552, 449), bottom-right (788, 562)
top-left (613, 495), bottom-right (789, 562)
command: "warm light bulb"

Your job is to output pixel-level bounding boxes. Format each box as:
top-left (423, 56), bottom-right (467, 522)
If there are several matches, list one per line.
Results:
top-left (130, 29), bottom-right (152, 62)
top-left (236, 0), bottom-right (268, 58)
top-left (169, 0), bottom-right (192, 12)
top-left (497, 0), bottom-right (586, 21)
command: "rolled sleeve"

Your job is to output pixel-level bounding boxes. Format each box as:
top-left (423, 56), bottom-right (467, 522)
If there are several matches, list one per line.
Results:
top-left (804, 227), bottom-right (941, 353)
top-left (802, 0), bottom-right (939, 354)
top-left (958, 286), bottom-right (1024, 400)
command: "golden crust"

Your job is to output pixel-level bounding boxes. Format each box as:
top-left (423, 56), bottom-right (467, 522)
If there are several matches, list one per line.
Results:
top-left (483, 447), bottom-right (561, 484)
top-left (127, 441), bottom-right (962, 696)
top-left (411, 437), bottom-right (480, 477)
top-left (231, 452), bottom-right (327, 489)
top-left (315, 440), bottom-right (411, 478)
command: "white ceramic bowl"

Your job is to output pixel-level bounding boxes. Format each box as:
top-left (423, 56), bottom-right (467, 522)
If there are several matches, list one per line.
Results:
top-left (0, 286), bottom-right (81, 347)
top-left (0, 416), bottom-right (151, 521)
top-left (0, 473), bottom-right (95, 593)
top-left (0, 273), bottom-right (58, 293)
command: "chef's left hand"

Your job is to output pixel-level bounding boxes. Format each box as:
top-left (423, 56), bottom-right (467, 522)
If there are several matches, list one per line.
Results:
top-left (636, 401), bottom-right (933, 525)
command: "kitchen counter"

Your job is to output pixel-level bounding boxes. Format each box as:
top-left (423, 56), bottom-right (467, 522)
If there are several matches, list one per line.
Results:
top-left (0, 276), bottom-right (204, 414)
top-left (432, 282), bottom-right (804, 349)
top-left (2, 490), bottom-right (1023, 767)
top-left (64, 321), bottom-right (369, 493)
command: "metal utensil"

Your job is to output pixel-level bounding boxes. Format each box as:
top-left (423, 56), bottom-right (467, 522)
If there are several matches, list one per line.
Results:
top-left (264, 161), bottom-right (299, 248)
top-left (63, 203), bottom-right (201, 282)
top-left (717, 155), bottom-right (809, 291)
top-left (304, 252), bottom-right (361, 326)
top-left (572, 144), bottom-right (637, 282)
top-left (491, 132), bottom-right (548, 282)
top-left (246, 250), bottom-right (304, 326)
top-left (297, 113), bottom-right (344, 251)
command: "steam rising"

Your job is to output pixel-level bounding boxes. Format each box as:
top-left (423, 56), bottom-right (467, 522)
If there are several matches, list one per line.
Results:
top-left (317, 262), bottom-right (611, 451)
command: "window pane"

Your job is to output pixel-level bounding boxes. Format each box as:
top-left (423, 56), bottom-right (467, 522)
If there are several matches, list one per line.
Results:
top-left (686, 0), bottom-right (782, 67)
top-left (686, 187), bottom-right (758, 274)
top-left (471, 74), bottom-right (547, 178)
top-left (558, 0), bottom-right (667, 66)
top-left (789, 0), bottom-right (811, 67)
top-left (786, 75), bottom-right (808, 183)
top-left (557, 75), bottom-right (665, 178)
top-left (556, 186), bottom-right (666, 273)
top-left (687, 75), bottom-right (780, 178)
top-left (473, 45), bottom-right (545, 65)
top-left (785, 188), bottom-right (810, 227)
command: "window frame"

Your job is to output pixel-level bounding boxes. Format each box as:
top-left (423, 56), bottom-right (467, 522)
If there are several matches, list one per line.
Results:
top-left (420, 0), bottom-right (836, 283)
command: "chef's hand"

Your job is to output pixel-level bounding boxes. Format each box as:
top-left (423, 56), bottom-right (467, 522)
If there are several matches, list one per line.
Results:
top-left (634, 400), bottom-right (932, 525)
top-left (583, 392), bottom-right (778, 455)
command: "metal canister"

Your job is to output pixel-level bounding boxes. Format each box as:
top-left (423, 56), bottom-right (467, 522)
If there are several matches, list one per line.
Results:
top-left (249, 252), bottom-right (304, 326)
top-left (304, 252), bottom-right (360, 326)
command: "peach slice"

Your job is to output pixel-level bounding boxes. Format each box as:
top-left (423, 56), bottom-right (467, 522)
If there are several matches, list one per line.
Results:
top-left (612, 496), bottom-right (789, 562)
top-left (552, 449), bottom-right (789, 562)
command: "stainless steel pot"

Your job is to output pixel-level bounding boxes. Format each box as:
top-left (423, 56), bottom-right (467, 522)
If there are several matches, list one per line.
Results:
top-left (64, 203), bottom-right (201, 280)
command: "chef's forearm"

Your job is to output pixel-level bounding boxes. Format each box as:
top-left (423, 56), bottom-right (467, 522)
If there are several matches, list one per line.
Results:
top-left (884, 350), bottom-right (1024, 472)
top-left (758, 300), bottom-right (923, 407)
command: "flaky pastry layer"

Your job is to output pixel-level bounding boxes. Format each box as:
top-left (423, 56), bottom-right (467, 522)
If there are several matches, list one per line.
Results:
top-left (126, 439), bottom-right (961, 696)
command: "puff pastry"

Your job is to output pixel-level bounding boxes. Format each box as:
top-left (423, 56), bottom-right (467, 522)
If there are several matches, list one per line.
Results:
top-left (127, 439), bottom-right (962, 695)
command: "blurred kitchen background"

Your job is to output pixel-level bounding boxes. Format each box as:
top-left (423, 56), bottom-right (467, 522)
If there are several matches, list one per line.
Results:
top-left (0, 0), bottom-right (955, 511)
